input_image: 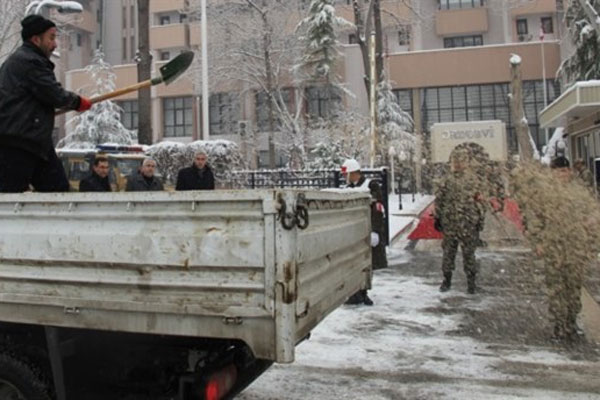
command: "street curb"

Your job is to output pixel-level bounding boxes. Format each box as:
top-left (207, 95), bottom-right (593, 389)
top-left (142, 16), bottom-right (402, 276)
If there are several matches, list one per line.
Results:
top-left (389, 199), bottom-right (435, 245)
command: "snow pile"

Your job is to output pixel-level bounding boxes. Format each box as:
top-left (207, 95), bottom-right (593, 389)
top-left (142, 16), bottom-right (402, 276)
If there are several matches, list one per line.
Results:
top-left (146, 140), bottom-right (244, 187)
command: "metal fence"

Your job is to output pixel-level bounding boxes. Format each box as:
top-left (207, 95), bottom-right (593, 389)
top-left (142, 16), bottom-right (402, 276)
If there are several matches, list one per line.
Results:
top-left (232, 169), bottom-right (390, 245)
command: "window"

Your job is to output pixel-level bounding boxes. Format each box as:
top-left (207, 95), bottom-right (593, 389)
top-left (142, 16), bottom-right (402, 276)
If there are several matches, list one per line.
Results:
top-left (443, 35), bottom-right (483, 48)
top-left (420, 80), bottom-right (560, 152)
top-left (180, 13), bottom-right (187, 23)
top-left (76, 33), bottom-right (82, 47)
top-left (119, 100), bottom-right (138, 130)
top-left (160, 51), bottom-right (170, 61)
top-left (398, 26), bottom-right (410, 46)
top-left (122, 37), bottom-right (127, 61)
top-left (255, 89), bottom-right (293, 131)
top-left (160, 15), bottom-right (171, 25)
top-left (439, 0), bottom-right (484, 10)
top-left (392, 89), bottom-right (413, 120)
top-left (122, 6), bottom-right (126, 29)
top-left (306, 86), bottom-right (342, 119)
top-left (541, 17), bottom-right (553, 34)
top-left (209, 92), bottom-right (240, 135)
top-left (163, 97), bottom-right (193, 137)
top-left (516, 19), bottom-right (528, 35)
top-left (349, 34), bottom-right (357, 44)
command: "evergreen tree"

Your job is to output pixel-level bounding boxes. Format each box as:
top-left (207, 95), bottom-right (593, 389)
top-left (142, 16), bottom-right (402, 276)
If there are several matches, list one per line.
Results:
top-left (377, 78), bottom-right (414, 156)
top-left (307, 140), bottom-right (345, 170)
top-left (297, 0), bottom-right (350, 82)
top-left (559, 0), bottom-right (600, 84)
top-left (59, 48), bottom-right (136, 149)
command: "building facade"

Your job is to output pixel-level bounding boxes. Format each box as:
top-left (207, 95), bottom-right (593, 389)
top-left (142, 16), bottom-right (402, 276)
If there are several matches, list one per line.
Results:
top-left (62, 0), bottom-right (566, 166)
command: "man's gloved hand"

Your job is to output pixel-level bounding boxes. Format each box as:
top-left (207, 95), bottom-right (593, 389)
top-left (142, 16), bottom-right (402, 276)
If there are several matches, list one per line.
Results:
top-left (78, 96), bottom-right (92, 112)
top-left (370, 232), bottom-right (380, 247)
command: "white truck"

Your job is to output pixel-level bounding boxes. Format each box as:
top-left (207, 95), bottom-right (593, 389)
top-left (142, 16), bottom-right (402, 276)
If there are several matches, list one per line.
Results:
top-left (0, 189), bottom-right (372, 400)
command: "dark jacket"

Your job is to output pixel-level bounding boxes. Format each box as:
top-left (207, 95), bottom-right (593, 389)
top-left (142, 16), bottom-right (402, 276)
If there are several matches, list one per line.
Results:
top-left (126, 173), bottom-right (164, 192)
top-left (79, 172), bottom-right (111, 192)
top-left (176, 164), bottom-right (215, 191)
top-left (0, 42), bottom-right (81, 160)
top-left (349, 175), bottom-right (387, 270)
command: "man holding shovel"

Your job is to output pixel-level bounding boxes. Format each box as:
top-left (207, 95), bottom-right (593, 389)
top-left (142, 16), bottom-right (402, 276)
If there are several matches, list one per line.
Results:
top-left (0, 15), bottom-right (92, 193)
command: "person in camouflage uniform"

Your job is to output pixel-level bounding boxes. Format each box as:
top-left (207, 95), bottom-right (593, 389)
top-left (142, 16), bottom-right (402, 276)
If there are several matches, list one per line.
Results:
top-left (512, 157), bottom-right (600, 341)
top-left (435, 146), bottom-right (486, 294)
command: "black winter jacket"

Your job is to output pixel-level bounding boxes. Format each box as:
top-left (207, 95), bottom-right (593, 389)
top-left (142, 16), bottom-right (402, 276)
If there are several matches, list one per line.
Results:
top-left (125, 173), bottom-right (164, 191)
top-left (176, 164), bottom-right (215, 191)
top-left (79, 172), bottom-right (111, 192)
top-left (0, 42), bottom-right (81, 159)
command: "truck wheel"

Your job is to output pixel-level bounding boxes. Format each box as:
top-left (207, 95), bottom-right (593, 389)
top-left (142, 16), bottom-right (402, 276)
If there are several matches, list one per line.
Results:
top-left (0, 353), bottom-right (51, 400)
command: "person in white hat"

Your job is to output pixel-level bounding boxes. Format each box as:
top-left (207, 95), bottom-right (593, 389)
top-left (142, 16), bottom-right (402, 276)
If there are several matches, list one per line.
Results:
top-left (340, 159), bottom-right (388, 306)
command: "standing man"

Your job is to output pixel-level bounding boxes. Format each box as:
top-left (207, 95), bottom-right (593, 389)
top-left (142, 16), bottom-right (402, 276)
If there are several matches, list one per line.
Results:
top-left (79, 157), bottom-right (111, 192)
top-left (126, 157), bottom-right (164, 191)
top-left (176, 151), bottom-right (215, 191)
top-left (0, 15), bottom-right (92, 193)
top-left (435, 147), bottom-right (485, 294)
top-left (341, 158), bottom-right (387, 306)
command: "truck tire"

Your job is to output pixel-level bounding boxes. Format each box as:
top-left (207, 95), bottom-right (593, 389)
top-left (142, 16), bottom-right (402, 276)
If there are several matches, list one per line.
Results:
top-left (0, 353), bottom-right (51, 400)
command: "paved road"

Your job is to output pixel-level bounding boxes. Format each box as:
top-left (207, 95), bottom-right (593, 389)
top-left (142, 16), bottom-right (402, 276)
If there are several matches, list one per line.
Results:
top-left (237, 242), bottom-right (600, 400)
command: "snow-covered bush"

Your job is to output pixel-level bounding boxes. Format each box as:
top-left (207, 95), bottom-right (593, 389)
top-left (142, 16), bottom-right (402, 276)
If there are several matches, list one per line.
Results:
top-left (146, 140), bottom-right (245, 188)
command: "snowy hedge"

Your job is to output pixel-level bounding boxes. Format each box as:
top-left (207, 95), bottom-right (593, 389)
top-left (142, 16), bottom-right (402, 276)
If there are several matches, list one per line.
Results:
top-left (145, 140), bottom-right (245, 188)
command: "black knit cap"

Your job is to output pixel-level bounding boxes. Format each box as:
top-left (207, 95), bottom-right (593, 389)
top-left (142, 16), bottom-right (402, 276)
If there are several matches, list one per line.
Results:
top-left (21, 15), bottom-right (56, 41)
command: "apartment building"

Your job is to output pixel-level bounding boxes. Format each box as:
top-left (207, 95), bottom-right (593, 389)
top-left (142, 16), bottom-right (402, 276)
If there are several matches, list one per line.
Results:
top-left (63, 0), bottom-right (566, 164)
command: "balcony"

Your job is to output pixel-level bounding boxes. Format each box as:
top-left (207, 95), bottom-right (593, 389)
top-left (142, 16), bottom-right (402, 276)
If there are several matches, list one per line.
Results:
top-left (150, 0), bottom-right (187, 14)
top-left (189, 23), bottom-right (201, 47)
top-left (511, 0), bottom-right (556, 16)
top-left (387, 41), bottom-right (561, 89)
top-left (150, 24), bottom-right (188, 50)
top-left (436, 6), bottom-right (488, 36)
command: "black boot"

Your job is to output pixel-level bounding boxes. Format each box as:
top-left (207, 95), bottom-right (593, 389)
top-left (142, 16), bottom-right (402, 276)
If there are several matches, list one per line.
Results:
top-left (467, 274), bottom-right (476, 294)
top-left (439, 272), bottom-right (452, 292)
top-left (362, 290), bottom-right (374, 306)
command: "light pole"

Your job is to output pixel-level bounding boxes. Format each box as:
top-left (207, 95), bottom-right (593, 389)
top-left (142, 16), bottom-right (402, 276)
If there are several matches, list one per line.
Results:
top-left (399, 149), bottom-right (407, 210)
top-left (26, 0), bottom-right (83, 15)
top-left (201, 0), bottom-right (209, 140)
top-left (388, 146), bottom-right (396, 196)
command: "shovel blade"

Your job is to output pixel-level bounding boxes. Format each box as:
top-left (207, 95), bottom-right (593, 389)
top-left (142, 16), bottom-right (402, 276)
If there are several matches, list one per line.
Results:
top-left (159, 51), bottom-right (195, 85)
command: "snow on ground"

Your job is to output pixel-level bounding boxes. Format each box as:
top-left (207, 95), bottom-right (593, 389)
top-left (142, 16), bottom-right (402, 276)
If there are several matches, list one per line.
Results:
top-left (238, 197), bottom-right (600, 399)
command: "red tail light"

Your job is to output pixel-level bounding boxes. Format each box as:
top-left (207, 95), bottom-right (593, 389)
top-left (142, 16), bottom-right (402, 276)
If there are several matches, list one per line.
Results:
top-left (204, 364), bottom-right (237, 400)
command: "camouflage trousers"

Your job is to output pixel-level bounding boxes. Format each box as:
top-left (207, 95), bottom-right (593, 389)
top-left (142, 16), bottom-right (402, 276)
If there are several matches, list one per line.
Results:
top-left (545, 262), bottom-right (583, 338)
top-left (441, 234), bottom-right (478, 278)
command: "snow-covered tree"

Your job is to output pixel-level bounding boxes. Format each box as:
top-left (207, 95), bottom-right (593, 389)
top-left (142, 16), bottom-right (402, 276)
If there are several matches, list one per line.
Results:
top-left (306, 140), bottom-right (345, 170)
top-left (377, 78), bottom-right (414, 157)
top-left (296, 0), bottom-right (350, 83)
top-left (0, 0), bottom-right (28, 64)
top-left (146, 140), bottom-right (245, 188)
top-left (558, 0), bottom-right (600, 84)
top-left (59, 48), bottom-right (136, 149)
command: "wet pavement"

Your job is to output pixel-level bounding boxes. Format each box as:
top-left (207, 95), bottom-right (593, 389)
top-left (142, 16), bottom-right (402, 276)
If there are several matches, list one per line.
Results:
top-left (238, 239), bottom-right (600, 399)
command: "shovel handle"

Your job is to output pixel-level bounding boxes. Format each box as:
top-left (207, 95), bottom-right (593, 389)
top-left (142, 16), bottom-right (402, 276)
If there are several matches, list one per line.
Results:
top-left (56, 77), bottom-right (159, 116)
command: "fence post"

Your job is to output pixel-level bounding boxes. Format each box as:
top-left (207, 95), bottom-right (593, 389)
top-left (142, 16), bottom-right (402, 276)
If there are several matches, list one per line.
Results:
top-left (251, 172), bottom-right (256, 189)
top-left (381, 169), bottom-right (390, 246)
top-left (333, 170), bottom-right (340, 188)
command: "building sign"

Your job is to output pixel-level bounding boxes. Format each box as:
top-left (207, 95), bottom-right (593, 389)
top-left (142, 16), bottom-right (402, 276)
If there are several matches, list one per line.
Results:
top-left (430, 120), bottom-right (507, 162)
